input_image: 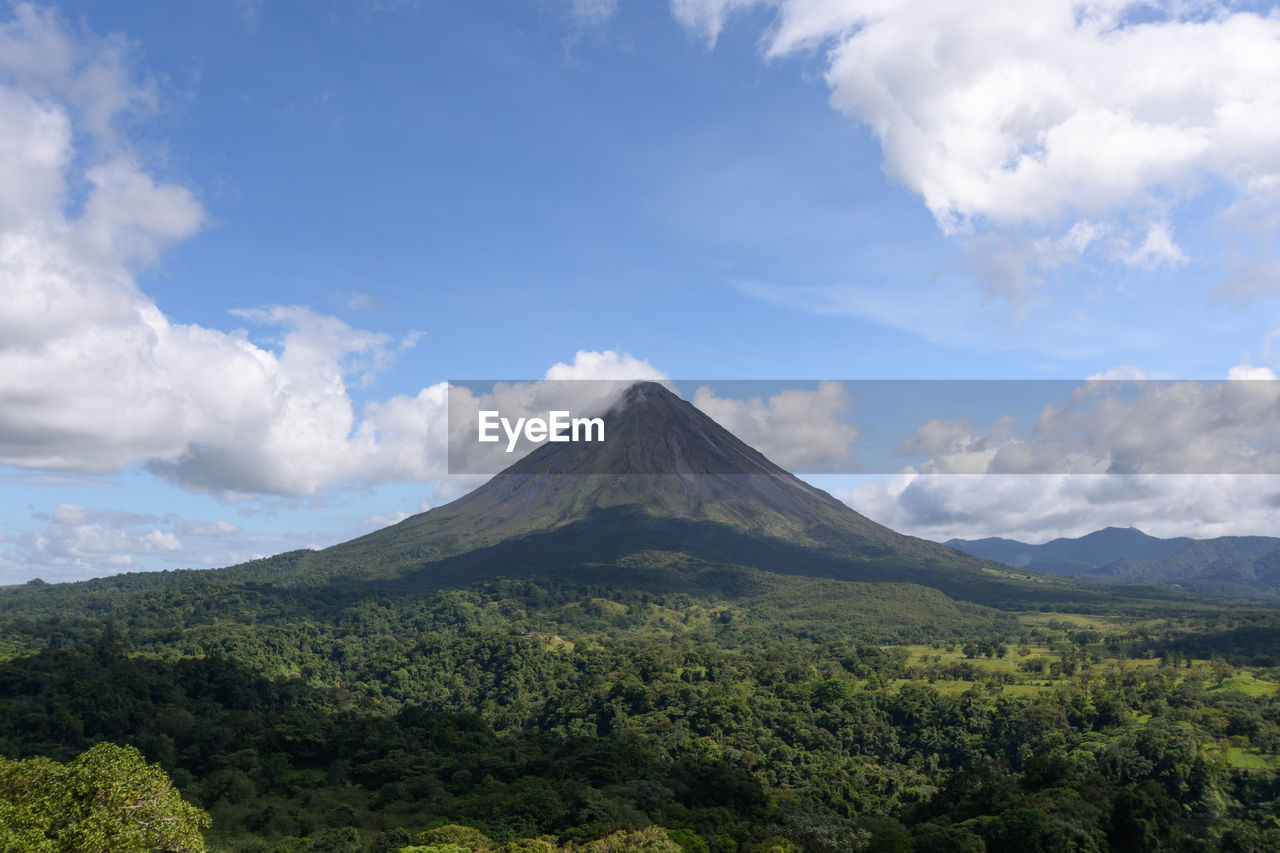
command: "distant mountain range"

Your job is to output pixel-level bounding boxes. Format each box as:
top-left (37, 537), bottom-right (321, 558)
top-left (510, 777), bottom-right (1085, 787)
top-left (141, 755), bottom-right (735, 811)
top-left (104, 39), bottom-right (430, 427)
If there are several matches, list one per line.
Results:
top-left (946, 526), bottom-right (1280, 600)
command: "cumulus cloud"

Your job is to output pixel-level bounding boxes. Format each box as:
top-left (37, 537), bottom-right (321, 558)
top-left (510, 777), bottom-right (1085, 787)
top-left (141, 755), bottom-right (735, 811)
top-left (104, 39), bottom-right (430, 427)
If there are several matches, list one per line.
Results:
top-left (0, 7), bottom-right (654, 499)
top-left (1228, 361), bottom-right (1278, 380)
top-left (0, 502), bottom-right (183, 582)
top-left (1086, 365), bottom-right (1150, 381)
top-left (0, 502), bottom-right (329, 583)
top-left (675, 0), bottom-right (1280, 294)
top-left (692, 380), bottom-right (859, 471)
top-left (836, 472), bottom-right (1280, 543)
top-left (889, 380), bottom-right (1280, 476)
top-left (0, 343), bottom-right (668, 581)
top-left (894, 414), bottom-right (1018, 474)
top-left (544, 349), bottom-right (666, 381)
top-left (1228, 327), bottom-right (1280, 378)
top-left (175, 519), bottom-right (242, 537)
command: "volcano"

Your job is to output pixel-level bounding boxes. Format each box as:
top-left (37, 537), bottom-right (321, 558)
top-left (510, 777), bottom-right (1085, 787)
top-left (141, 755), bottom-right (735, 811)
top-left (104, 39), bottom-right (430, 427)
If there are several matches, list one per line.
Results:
top-left (383, 381), bottom-right (899, 553)
top-left (239, 382), bottom-right (1080, 607)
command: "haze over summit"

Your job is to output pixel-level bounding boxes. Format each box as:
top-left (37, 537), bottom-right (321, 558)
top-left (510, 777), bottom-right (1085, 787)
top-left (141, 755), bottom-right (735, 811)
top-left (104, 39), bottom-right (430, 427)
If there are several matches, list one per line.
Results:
top-left (5, 2), bottom-right (1280, 581)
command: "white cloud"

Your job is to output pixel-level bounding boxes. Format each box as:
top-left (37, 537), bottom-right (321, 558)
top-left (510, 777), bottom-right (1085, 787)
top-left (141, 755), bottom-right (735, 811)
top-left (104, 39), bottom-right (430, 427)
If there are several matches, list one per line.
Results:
top-left (1228, 328), bottom-right (1280, 379)
top-left (1, 502), bottom-right (184, 581)
top-left (836, 472), bottom-right (1280, 543)
top-left (131, 347), bottom-right (658, 492)
top-left (893, 415), bottom-right (1018, 474)
top-left (1086, 365), bottom-right (1150, 380)
top-left (1228, 362), bottom-right (1278, 380)
top-left (0, 343), bottom-right (670, 582)
top-left (0, 2), bottom-right (155, 139)
top-left (361, 507), bottom-right (415, 530)
top-left (544, 349), bottom-right (665, 381)
top-left (360, 499), bottom-right (433, 532)
top-left (0, 9), bottom-right (663, 498)
top-left (0, 5), bottom-right (486, 498)
top-left (676, 0), bottom-right (1280, 294)
top-left (887, 379), bottom-right (1280, 476)
top-left (0, 502), bottom-right (337, 583)
top-left (175, 519), bottom-right (242, 537)
top-left (692, 380), bottom-right (859, 470)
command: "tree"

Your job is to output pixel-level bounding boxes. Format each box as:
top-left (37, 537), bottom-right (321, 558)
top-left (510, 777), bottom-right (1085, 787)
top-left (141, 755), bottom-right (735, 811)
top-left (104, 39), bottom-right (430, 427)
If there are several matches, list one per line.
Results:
top-left (493, 841), bottom-right (557, 853)
top-left (415, 824), bottom-right (493, 851)
top-left (0, 742), bottom-right (210, 852)
top-left (570, 827), bottom-right (683, 852)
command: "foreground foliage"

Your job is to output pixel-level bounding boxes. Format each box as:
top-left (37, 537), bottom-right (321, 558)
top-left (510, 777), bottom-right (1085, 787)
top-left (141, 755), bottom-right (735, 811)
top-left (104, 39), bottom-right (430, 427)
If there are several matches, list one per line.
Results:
top-left (0, 572), bottom-right (1277, 851)
top-left (0, 742), bottom-right (210, 852)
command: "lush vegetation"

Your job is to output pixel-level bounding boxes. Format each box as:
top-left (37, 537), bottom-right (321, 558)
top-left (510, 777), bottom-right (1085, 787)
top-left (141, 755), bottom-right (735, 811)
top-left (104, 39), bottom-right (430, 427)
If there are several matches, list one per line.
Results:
top-left (6, 352), bottom-right (1276, 852)
top-left (0, 741), bottom-right (210, 852)
top-left (0, 570), bottom-right (1277, 852)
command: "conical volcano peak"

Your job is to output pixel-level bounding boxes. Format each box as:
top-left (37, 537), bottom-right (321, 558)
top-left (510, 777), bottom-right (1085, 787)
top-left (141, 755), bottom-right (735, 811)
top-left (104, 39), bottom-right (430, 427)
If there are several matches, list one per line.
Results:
top-left (597, 380), bottom-right (682, 420)
top-left (618, 380), bottom-right (672, 406)
top-left (536, 379), bottom-right (786, 478)
top-left (503, 378), bottom-right (757, 478)
top-left (414, 378), bottom-right (875, 549)
top-left (322, 377), bottom-right (1004, 599)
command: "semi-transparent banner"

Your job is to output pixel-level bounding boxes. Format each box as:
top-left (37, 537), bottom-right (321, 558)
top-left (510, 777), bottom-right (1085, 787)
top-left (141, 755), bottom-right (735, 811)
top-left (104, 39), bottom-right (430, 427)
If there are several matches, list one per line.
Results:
top-left (446, 379), bottom-right (1280, 475)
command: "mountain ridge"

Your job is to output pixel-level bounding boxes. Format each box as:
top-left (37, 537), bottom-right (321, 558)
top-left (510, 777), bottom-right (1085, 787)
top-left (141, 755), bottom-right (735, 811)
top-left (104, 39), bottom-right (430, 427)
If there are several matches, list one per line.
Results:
top-left (947, 527), bottom-right (1280, 599)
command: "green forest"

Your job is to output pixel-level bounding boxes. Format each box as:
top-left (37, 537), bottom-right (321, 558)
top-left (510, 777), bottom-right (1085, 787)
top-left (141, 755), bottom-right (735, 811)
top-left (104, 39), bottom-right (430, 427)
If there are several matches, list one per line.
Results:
top-left (0, 569), bottom-right (1277, 852)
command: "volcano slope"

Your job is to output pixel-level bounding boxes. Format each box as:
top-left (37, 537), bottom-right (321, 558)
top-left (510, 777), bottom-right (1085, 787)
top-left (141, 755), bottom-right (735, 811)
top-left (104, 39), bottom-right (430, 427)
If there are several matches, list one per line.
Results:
top-left (225, 382), bottom-right (1187, 613)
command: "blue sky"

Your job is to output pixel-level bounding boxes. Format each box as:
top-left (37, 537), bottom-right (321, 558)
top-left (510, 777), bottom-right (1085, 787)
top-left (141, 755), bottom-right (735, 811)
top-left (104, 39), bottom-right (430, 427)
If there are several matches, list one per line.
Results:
top-left (4, 0), bottom-right (1280, 582)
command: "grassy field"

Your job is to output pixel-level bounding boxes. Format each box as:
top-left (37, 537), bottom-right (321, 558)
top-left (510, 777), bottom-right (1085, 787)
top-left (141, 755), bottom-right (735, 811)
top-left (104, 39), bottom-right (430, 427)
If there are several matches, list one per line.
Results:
top-left (1205, 741), bottom-right (1279, 770)
top-left (882, 610), bottom-right (1280, 711)
top-left (1211, 672), bottom-right (1279, 697)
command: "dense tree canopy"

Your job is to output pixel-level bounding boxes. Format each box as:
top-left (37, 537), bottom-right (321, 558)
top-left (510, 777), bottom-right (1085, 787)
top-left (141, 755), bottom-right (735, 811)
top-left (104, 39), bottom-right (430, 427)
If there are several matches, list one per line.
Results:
top-left (0, 573), bottom-right (1276, 851)
top-left (0, 742), bottom-right (209, 852)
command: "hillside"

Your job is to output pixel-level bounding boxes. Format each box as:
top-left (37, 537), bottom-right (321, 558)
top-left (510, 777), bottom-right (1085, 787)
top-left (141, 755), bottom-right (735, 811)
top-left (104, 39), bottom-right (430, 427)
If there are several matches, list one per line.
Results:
top-left (948, 528), bottom-right (1280, 600)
